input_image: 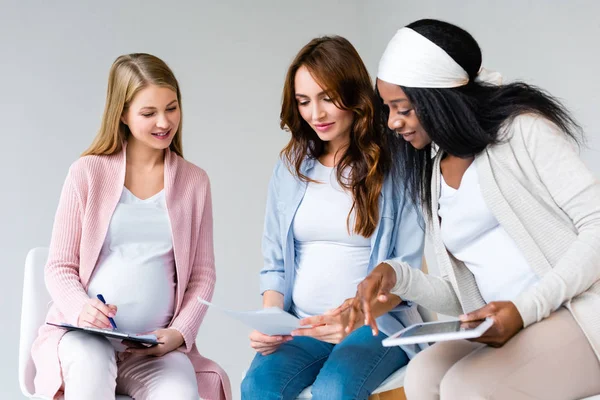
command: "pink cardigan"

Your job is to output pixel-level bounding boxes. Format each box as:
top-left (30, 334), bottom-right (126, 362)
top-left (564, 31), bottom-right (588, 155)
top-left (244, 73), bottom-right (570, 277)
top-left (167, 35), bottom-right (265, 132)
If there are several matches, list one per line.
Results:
top-left (31, 145), bottom-right (232, 400)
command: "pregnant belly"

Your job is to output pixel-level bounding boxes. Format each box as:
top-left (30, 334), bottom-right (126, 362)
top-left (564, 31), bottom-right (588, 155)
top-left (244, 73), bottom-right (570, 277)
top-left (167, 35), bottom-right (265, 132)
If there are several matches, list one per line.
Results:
top-left (292, 242), bottom-right (369, 318)
top-left (87, 253), bottom-right (176, 335)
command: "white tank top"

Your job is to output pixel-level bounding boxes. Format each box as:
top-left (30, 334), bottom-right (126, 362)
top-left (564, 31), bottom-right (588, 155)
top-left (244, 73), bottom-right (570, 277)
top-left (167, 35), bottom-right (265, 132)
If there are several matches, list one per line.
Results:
top-left (291, 161), bottom-right (371, 318)
top-left (87, 187), bottom-right (176, 337)
top-left (438, 162), bottom-right (539, 303)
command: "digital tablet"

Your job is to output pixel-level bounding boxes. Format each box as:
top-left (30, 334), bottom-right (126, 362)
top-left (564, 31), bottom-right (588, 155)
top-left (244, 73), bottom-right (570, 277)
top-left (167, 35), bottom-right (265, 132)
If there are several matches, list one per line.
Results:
top-left (47, 322), bottom-right (162, 346)
top-left (382, 318), bottom-right (494, 347)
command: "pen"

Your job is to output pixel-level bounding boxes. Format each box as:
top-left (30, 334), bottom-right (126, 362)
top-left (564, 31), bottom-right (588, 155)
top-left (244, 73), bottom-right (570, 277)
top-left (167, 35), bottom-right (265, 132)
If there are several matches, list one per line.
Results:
top-left (96, 294), bottom-right (118, 330)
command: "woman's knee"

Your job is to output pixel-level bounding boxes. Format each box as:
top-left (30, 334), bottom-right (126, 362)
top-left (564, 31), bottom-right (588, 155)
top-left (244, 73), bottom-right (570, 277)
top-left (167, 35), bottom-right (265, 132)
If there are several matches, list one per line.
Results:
top-left (404, 349), bottom-right (440, 399)
top-left (59, 331), bottom-right (116, 372)
top-left (58, 331), bottom-right (117, 397)
top-left (311, 330), bottom-right (408, 400)
top-left (242, 352), bottom-right (317, 400)
top-left (439, 362), bottom-right (480, 399)
top-left (310, 353), bottom-right (391, 400)
top-left (241, 369), bottom-right (280, 399)
top-left (404, 341), bottom-right (477, 399)
top-left (311, 369), bottom-right (365, 400)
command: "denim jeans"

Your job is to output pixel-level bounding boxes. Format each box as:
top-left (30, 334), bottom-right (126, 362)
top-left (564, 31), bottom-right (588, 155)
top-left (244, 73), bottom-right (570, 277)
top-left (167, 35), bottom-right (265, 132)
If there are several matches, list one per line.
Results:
top-left (241, 326), bottom-right (409, 400)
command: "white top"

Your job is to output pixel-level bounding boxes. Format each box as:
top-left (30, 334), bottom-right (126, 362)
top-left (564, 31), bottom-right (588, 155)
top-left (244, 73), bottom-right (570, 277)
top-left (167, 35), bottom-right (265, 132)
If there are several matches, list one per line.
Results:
top-left (291, 161), bottom-right (371, 318)
top-left (384, 115), bottom-right (600, 357)
top-left (438, 162), bottom-right (539, 303)
top-left (87, 187), bottom-right (176, 340)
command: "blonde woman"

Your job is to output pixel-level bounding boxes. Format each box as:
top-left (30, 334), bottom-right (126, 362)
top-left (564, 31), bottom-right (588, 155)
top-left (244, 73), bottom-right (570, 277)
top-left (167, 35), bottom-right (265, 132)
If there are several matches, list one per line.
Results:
top-left (31, 53), bottom-right (231, 400)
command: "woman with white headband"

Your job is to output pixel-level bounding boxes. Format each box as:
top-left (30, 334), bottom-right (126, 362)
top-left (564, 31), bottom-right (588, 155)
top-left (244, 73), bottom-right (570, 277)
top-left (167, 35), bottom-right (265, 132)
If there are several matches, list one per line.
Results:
top-left (343, 19), bottom-right (600, 399)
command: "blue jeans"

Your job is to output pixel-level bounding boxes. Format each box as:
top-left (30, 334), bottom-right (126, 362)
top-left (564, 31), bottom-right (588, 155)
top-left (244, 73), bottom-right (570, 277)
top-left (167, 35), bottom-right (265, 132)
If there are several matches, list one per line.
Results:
top-left (241, 326), bottom-right (409, 400)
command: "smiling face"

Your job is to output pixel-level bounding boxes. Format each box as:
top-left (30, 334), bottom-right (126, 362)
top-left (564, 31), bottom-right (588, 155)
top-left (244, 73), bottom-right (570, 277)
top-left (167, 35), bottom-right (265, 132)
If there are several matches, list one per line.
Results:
top-left (121, 84), bottom-right (181, 151)
top-left (294, 65), bottom-right (354, 152)
top-left (377, 78), bottom-right (432, 150)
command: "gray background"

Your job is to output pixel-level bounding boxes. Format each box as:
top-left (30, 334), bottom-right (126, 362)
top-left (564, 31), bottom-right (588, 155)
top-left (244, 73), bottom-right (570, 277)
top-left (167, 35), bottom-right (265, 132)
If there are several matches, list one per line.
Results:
top-left (2, 1), bottom-right (599, 398)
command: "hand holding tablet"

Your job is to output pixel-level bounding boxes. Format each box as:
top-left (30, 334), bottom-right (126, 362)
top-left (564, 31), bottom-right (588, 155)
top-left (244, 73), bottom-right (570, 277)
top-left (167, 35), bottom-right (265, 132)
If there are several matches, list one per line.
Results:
top-left (382, 318), bottom-right (494, 346)
top-left (383, 301), bottom-right (524, 347)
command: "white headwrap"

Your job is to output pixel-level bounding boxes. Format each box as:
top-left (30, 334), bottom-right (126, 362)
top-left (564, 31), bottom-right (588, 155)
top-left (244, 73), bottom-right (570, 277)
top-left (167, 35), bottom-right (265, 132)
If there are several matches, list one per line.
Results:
top-left (377, 27), bottom-right (502, 88)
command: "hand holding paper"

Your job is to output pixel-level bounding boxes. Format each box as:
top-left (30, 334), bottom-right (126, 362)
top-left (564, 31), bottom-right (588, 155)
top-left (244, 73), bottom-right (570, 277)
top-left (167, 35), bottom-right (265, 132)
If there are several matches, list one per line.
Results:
top-left (197, 297), bottom-right (310, 336)
top-left (249, 329), bottom-right (292, 356)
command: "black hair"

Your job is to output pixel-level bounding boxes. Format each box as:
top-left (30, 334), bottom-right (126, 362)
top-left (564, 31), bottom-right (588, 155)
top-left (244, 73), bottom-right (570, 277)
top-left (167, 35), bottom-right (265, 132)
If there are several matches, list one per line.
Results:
top-left (382, 19), bottom-right (582, 219)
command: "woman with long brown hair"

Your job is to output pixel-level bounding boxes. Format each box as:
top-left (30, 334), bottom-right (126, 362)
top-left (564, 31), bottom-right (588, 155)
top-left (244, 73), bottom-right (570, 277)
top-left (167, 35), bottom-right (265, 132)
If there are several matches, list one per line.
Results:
top-left (241, 36), bottom-right (425, 399)
top-left (31, 53), bottom-right (230, 400)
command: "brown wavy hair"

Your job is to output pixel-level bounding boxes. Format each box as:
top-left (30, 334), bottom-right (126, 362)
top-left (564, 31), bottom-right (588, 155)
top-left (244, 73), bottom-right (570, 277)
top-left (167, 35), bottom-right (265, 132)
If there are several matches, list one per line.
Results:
top-left (280, 36), bottom-right (390, 237)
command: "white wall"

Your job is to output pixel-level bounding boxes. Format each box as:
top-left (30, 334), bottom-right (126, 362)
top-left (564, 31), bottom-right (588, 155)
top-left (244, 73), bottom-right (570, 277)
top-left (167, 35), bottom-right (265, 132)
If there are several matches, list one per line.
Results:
top-left (2, 1), bottom-right (599, 399)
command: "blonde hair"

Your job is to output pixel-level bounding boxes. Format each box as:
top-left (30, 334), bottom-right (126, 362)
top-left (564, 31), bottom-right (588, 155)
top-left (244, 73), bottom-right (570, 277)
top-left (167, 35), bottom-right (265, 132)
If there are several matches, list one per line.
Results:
top-left (82, 53), bottom-right (183, 157)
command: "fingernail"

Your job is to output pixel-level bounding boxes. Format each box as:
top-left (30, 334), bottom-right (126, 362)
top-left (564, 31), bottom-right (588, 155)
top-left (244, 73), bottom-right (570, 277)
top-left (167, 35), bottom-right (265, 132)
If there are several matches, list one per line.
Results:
top-left (372, 329), bottom-right (377, 336)
top-left (109, 312), bottom-right (115, 317)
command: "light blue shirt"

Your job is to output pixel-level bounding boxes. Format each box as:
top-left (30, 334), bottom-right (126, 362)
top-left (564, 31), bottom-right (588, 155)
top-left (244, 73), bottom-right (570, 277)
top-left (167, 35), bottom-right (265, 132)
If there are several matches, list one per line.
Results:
top-left (259, 157), bottom-right (427, 358)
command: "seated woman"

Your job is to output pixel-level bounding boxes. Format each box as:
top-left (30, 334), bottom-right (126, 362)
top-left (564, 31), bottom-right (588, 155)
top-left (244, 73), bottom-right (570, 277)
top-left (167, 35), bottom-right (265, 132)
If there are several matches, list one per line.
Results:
top-left (348, 18), bottom-right (600, 400)
top-left (31, 53), bottom-right (231, 400)
top-left (241, 36), bottom-right (426, 400)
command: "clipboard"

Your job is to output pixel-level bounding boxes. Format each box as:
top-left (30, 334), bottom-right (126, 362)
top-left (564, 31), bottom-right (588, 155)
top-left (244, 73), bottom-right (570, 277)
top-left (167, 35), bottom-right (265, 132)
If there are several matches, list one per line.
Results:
top-left (47, 322), bottom-right (163, 346)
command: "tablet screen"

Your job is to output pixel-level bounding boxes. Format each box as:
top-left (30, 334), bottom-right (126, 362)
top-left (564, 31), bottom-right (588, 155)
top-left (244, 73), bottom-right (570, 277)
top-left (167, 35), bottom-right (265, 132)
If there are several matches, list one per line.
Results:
top-left (400, 320), bottom-right (486, 338)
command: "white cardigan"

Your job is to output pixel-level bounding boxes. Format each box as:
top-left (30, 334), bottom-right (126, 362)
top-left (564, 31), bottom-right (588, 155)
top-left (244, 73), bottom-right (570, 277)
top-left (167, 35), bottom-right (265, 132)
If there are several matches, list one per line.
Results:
top-left (387, 114), bottom-right (600, 360)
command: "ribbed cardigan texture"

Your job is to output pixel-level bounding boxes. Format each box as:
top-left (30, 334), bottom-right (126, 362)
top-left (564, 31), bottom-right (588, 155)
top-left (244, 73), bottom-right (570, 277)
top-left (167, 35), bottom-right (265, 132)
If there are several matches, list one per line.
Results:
top-left (387, 114), bottom-right (600, 361)
top-left (31, 145), bottom-right (231, 400)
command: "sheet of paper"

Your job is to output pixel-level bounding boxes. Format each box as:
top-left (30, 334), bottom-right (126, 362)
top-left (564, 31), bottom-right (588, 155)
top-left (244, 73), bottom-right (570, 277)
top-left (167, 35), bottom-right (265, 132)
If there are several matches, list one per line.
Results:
top-left (198, 297), bottom-right (309, 335)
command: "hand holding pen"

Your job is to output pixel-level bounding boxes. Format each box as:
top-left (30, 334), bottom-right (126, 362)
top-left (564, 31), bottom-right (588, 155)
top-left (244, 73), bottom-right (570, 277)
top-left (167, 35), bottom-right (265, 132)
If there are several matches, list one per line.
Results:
top-left (96, 294), bottom-right (118, 330)
top-left (76, 293), bottom-right (118, 330)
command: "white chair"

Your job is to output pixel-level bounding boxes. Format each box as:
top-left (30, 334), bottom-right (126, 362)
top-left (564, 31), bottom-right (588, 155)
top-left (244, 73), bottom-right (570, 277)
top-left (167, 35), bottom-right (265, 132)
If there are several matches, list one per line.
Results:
top-left (19, 247), bottom-right (132, 400)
